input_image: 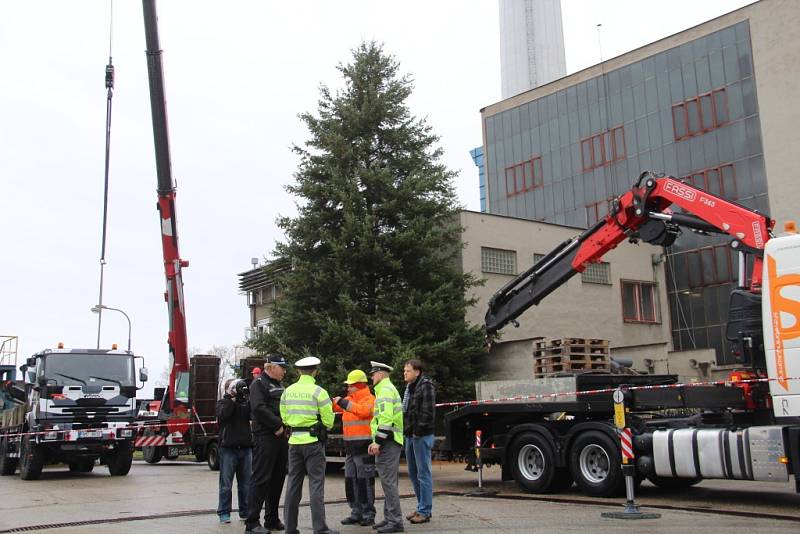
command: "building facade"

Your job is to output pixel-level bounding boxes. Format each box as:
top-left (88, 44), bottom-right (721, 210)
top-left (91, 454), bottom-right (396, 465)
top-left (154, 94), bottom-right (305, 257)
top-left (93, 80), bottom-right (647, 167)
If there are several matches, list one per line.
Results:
top-left (456, 210), bottom-right (690, 378)
top-left (481, 0), bottom-right (800, 369)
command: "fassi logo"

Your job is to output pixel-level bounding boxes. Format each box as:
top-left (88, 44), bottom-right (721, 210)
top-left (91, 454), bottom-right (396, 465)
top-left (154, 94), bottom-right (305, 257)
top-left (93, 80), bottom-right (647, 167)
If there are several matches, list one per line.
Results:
top-left (664, 180), bottom-right (697, 201)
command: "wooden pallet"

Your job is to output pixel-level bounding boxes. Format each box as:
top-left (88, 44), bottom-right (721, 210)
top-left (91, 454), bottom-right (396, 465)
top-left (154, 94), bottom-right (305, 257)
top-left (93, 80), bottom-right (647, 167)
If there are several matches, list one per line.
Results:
top-left (532, 337), bottom-right (611, 378)
top-left (535, 353), bottom-right (609, 364)
top-left (534, 337), bottom-right (609, 350)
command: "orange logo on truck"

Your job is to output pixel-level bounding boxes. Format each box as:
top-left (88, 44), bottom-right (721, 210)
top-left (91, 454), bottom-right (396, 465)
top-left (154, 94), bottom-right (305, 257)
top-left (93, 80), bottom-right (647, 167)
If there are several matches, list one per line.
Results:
top-left (767, 254), bottom-right (800, 390)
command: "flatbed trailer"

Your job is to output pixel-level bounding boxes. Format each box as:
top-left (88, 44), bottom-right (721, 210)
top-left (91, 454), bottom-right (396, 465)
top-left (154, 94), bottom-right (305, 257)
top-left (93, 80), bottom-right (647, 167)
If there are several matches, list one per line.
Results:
top-left (443, 373), bottom-right (799, 497)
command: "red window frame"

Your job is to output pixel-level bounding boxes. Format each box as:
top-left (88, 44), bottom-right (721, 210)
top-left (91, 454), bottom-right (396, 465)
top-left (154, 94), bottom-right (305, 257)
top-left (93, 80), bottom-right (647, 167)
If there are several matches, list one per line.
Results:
top-left (621, 280), bottom-right (659, 324)
top-left (581, 126), bottom-right (626, 172)
top-left (585, 198), bottom-right (612, 226)
top-left (678, 244), bottom-right (734, 288)
top-left (505, 156), bottom-right (543, 197)
top-left (672, 87), bottom-right (729, 141)
top-left (681, 163), bottom-right (737, 200)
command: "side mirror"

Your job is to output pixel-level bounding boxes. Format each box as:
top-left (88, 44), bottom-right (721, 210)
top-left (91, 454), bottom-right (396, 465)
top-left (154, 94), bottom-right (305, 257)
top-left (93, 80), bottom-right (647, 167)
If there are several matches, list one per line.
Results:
top-left (26, 357), bottom-right (36, 368)
top-left (27, 371), bottom-right (35, 383)
top-left (139, 367), bottom-right (149, 383)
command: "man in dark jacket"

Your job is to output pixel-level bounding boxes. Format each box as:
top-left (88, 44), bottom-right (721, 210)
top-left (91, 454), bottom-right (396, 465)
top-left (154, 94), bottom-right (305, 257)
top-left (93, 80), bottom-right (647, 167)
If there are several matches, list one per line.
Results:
top-left (402, 359), bottom-right (436, 524)
top-left (245, 355), bottom-right (289, 534)
top-left (217, 378), bottom-right (253, 524)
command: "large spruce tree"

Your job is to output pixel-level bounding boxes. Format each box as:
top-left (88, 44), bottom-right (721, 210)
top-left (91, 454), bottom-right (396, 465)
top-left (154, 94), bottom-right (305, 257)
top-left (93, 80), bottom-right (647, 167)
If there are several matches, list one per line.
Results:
top-left (250, 42), bottom-right (485, 402)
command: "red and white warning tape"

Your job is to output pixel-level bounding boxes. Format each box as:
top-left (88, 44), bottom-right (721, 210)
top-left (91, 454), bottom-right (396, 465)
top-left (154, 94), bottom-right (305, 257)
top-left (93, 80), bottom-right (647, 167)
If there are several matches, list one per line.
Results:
top-left (434, 376), bottom-right (800, 409)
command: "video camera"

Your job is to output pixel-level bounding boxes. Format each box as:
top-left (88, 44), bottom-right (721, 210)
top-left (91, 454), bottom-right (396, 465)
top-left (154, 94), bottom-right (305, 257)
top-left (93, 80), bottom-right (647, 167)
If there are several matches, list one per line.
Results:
top-left (234, 380), bottom-right (249, 401)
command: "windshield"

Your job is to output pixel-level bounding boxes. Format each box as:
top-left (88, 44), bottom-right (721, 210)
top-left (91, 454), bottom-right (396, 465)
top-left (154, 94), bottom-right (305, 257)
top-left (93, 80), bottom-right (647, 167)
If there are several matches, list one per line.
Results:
top-left (43, 354), bottom-right (134, 387)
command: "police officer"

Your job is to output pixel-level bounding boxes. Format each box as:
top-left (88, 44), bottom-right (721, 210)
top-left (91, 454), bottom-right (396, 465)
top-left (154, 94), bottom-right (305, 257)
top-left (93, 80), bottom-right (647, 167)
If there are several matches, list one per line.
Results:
top-left (245, 355), bottom-right (289, 534)
top-left (280, 356), bottom-right (337, 534)
top-left (367, 361), bottom-right (404, 533)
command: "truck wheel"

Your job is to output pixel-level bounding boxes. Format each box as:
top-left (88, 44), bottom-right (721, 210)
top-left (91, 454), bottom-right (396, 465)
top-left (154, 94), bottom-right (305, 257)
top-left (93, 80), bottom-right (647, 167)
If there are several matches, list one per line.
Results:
top-left (0, 437), bottom-right (19, 476)
top-left (508, 432), bottom-right (556, 493)
top-left (69, 458), bottom-right (95, 473)
top-left (107, 441), bottom-right (134, 476)
top-left (142, 445), bottom-right (163, 464)
top-left (206, 442), bottom-right (220, 471)
top-left (646, 474), bottom-right (702, 490)
top-left (19, 437), bottom-right (45, 481)
top-left (569, 430), bottom-right (623, 497)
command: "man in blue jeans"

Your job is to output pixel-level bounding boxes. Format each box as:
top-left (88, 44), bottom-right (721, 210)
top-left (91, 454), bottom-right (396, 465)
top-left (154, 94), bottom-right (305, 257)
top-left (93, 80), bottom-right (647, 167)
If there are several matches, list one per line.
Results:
top-left (401, 359), bottom-right (436, 524)
top-left (216, 378), bottom-right (253, 524)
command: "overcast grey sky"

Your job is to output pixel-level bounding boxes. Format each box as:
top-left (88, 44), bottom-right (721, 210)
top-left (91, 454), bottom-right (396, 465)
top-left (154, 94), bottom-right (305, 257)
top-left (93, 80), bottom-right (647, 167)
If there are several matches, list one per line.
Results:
top-left (0, 0), bottom-right (753, 394)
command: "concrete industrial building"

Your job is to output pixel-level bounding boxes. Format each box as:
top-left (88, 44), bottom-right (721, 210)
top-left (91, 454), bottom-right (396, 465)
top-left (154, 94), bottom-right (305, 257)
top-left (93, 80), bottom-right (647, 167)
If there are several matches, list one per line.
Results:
top-left (478, 0), bottom-right (800, 376)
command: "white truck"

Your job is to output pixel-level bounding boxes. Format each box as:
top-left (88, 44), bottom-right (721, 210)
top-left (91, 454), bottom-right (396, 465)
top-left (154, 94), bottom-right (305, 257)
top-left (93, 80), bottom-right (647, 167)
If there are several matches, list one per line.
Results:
top-left (0, 346), bottom-right (147, 479)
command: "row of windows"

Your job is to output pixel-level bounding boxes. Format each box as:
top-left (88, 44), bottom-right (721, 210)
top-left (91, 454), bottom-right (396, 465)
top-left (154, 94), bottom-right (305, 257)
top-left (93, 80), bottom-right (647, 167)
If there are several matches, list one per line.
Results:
top-left (672, 87), bottom-right (729, 140)
top-left (681, 163), bottom-right (737, 200)
top-left (505, 156), bottom-right (543, 197)
top-left (248, 285), bottom-right (278, 306)
top-left (481, 247), bottom-right (657, 324)
top-left (581, 126), bottom-right (626, 171)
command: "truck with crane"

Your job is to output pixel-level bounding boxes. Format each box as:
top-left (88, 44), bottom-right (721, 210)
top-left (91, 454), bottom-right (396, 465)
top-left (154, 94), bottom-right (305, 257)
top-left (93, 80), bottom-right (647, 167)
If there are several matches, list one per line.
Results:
top-left (131, 0), bottom-right (224, 469)
top-left (0, 345), bottom-right (145, 479)
top-left (443, 171), bottom-right (800, 497)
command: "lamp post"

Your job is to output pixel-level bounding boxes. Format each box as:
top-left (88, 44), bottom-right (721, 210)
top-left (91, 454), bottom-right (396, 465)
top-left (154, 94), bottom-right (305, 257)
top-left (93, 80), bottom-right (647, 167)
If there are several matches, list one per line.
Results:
top-left (91, 304), bottom-right (131, 351)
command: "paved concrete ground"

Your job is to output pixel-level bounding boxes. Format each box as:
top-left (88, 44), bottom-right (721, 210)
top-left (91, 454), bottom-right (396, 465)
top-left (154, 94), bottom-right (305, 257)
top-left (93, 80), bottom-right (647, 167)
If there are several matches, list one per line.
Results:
top-left (4, 495), bottom-right (799, 534)
top-left (0, 460), bottom-right (798, 533)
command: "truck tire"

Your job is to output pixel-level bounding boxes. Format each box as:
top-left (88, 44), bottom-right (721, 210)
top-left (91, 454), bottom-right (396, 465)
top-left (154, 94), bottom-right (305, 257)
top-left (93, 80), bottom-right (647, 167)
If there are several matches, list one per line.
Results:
top-left (647, 474), bottom-right (702, 490)
top-left (142, 445), bottom-right (163, 464)
top-left (107, 441), bottom-right (134, 476)
top-left (569, 430), bottom-right (624, 497)
top-left (19, 437), bottom-right (45, 481)
top-left (508, 432), bottom-right (557, 493)
top-left (69, 458), bottom-right (95, 473)
top-left (206, 441), bottom-right (220, 471)
top-left (0, 437), bottom-right (19, 476)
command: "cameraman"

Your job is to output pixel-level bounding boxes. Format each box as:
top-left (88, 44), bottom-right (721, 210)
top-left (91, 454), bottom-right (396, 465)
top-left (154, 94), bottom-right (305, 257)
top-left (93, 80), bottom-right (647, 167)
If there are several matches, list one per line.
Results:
top-left (216, 378), bottom-right (252, 524)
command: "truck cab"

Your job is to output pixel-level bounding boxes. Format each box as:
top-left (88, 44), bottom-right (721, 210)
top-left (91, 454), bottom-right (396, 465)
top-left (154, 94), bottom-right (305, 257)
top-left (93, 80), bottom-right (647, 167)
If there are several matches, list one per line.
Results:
top-left (0, 346), bottom-right (148, 480)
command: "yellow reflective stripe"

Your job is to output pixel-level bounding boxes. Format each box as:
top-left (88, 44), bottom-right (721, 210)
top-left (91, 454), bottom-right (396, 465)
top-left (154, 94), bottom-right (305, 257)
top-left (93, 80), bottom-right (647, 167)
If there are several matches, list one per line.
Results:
top-left (375, 396), bottom-right (398, 403)
top-left (317, 397), bottom-right (332, 406)
top-left (282, 400), bottom-right (317, 407)
top-left (284, 409), bottom-right (317, 415)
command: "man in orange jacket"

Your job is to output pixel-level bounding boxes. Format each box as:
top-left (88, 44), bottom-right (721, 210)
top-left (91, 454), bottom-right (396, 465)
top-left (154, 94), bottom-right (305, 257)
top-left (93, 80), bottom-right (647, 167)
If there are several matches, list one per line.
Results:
top-left (332, 369), bottom-right (376, 526)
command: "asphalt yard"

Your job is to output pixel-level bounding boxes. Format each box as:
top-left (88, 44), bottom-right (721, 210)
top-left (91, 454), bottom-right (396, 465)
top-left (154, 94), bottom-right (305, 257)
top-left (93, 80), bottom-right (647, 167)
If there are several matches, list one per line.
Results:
top-left (0, 460), bottom-right (798, 533)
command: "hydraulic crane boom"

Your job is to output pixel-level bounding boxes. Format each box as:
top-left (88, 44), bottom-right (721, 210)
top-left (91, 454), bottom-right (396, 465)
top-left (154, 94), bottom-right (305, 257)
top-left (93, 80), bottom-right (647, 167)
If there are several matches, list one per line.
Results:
top-left (142, 0), bottom-right (189, 414)
top-left (485, 172), bottom-right (774, 337)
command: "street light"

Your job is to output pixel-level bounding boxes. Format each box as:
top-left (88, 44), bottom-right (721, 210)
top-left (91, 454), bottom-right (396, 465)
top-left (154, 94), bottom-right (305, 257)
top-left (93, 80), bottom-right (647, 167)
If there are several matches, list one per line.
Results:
top-left (91, 304), bottom-right (132, 352)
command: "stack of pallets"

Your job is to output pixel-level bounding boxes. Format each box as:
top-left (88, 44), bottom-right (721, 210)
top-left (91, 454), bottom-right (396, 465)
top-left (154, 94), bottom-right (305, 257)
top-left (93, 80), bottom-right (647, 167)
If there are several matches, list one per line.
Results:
top-left (533, 337), bottom-right (610, 378)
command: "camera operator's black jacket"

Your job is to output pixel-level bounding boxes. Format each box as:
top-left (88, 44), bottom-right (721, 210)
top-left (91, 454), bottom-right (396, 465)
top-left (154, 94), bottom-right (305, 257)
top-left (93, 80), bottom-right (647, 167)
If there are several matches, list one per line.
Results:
top-left (249, 374), bottom-right (284, 435)
top-left (216, 395), bottom-right (252, 449)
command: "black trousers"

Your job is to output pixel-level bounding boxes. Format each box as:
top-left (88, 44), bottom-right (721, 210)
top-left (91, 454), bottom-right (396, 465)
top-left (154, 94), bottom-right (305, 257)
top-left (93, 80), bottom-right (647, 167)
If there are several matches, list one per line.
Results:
top-left (246, 431), bottom-right (288, 527)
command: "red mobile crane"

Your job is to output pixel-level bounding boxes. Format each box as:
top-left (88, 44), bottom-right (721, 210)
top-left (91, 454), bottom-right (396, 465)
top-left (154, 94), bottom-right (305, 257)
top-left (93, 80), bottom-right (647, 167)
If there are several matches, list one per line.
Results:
top-left (134, 0), bottom-right (220, 468)
top-left (444, 172), bottom-right (800, 497)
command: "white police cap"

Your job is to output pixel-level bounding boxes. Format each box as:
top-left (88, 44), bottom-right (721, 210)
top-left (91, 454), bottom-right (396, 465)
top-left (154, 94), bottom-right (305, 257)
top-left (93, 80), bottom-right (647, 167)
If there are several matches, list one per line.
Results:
top-left (369, 360), bottom-right (393, 373)
top-left (295, 356), bottom-right (321, 368)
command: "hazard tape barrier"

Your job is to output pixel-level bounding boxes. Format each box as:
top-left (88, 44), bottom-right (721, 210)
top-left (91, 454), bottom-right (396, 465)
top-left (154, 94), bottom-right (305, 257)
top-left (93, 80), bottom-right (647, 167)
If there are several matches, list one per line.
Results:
top-left (2, 376), bottom-right (799, 441)
top-left (434, 375), bottom-right (800, 409)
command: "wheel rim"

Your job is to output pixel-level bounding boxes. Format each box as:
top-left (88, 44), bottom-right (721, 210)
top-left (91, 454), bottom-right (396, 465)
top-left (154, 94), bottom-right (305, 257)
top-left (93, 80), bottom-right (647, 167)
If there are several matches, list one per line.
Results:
top-left (579, 443), bottom-right (610, 483)
top-left (517, 444), bottom-right (545, 481)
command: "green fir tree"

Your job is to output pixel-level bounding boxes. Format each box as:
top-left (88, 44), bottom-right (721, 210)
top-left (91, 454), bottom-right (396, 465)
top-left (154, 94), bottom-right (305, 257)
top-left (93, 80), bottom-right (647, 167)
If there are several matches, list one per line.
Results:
top-left (249, 42), bottom-right (486, 402)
